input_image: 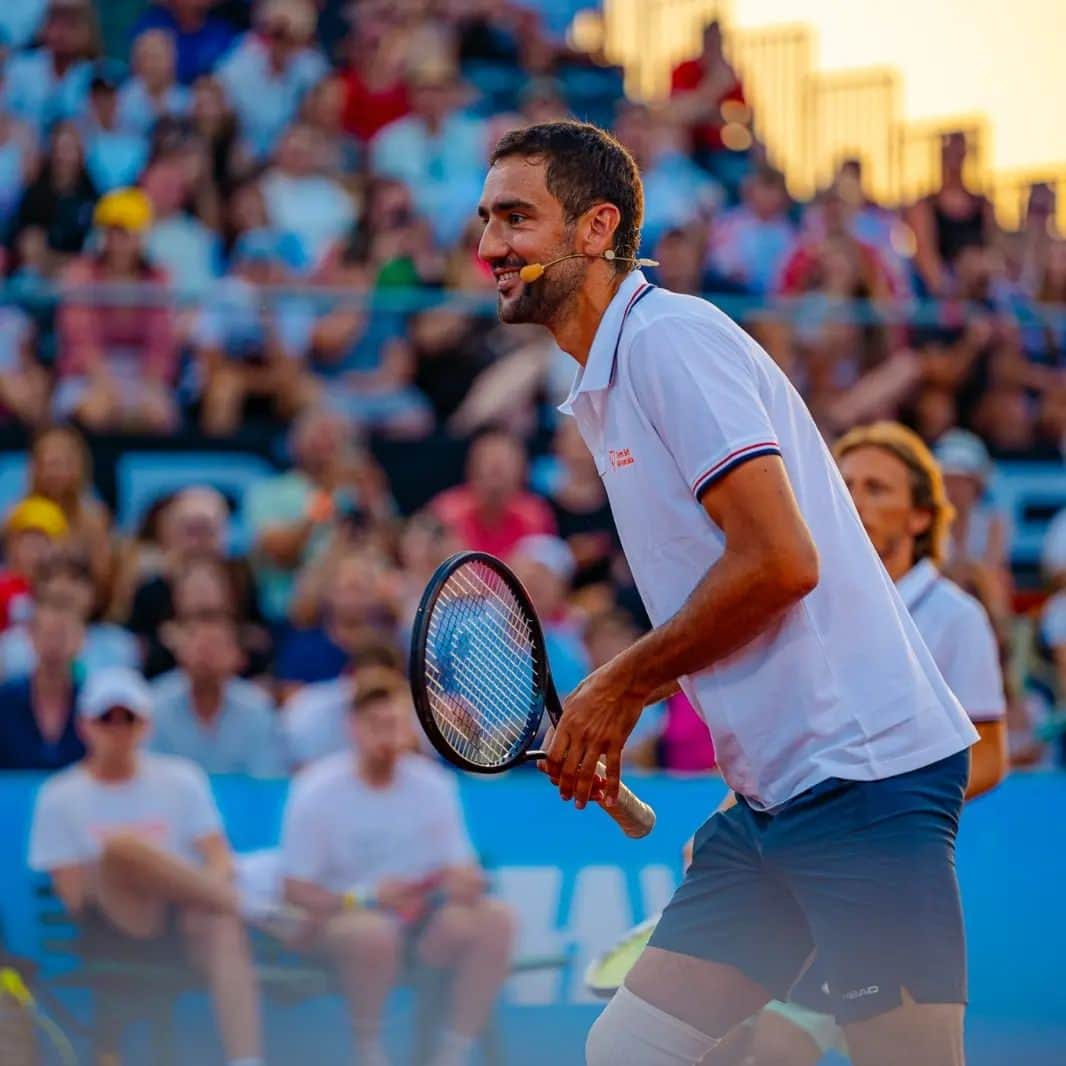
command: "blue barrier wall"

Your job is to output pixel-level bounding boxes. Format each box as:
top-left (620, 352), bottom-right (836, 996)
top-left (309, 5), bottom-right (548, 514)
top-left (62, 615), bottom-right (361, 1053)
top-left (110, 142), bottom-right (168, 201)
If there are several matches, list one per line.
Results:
top-left (2, 770), bottom-right (1064, 1064)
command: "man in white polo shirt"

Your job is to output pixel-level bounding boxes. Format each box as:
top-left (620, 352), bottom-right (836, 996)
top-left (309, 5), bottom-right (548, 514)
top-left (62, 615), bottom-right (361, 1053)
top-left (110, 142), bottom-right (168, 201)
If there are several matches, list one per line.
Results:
top-left (477, 122), bottom-right (977, 1066)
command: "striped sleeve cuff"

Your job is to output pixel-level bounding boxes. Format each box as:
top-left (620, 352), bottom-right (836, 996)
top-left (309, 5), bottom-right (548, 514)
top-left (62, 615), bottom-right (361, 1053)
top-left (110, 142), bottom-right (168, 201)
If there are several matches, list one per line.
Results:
top-left (692, 441), bottom-right (782, 499)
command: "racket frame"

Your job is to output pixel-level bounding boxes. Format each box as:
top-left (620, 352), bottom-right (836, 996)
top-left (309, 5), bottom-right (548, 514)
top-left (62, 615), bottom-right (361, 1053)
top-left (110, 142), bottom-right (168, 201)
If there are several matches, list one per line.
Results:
top-left (410, 550), bottom-right (550, 774)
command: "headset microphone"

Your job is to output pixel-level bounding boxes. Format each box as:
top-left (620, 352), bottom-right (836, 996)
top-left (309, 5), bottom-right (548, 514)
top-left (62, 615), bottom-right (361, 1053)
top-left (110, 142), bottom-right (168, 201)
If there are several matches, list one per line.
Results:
top-left (518, 249), bottom-right (659, 284)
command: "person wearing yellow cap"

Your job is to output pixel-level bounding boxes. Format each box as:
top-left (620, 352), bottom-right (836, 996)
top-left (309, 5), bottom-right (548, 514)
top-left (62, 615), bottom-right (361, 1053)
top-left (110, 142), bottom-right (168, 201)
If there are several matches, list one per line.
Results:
top-left (0, 496), bottom-right (68, 630)
top-left (55, 185), bottom-right (179, 432)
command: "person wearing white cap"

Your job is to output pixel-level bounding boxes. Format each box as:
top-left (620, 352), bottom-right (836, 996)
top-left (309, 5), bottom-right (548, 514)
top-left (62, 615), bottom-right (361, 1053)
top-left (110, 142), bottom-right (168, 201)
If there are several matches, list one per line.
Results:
top-left (28, 666), bottom-right (266, 1066)
top-left (933, 428), bottom-right (1012, 612)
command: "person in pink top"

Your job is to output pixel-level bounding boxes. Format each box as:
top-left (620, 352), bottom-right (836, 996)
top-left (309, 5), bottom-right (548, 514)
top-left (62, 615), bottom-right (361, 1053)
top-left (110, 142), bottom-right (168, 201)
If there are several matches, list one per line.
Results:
top-left (56, 186), bottom-right (179, 433)
top-left (430, 428), bottom-right (556, 558)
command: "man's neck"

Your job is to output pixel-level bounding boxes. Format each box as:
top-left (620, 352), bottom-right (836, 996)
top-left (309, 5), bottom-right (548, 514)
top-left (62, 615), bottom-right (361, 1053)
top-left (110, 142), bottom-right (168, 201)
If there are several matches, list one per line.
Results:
top-left (884, 544), bottom-right (917, 584)
top-left (551, 272), bottom-right (627, 367)
top-left (356, 754), bottom-right (397, 789)
top-left (86, 754), bottom-right (138, 784)
top-left (189, 677), bottom-right (224, 722)
top-left (33, 666), bottom-right (71, 702)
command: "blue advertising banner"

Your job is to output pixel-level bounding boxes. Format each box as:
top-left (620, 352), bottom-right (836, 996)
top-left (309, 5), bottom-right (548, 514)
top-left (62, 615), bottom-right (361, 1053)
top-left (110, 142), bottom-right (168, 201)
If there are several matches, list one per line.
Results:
top-left (1, 770), bottom-right (1064, 1064)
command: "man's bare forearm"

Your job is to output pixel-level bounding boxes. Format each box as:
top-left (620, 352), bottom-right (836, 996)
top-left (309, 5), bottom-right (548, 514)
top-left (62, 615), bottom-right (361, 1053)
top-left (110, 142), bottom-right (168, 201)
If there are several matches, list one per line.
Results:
top-left (607, 546), bottom-right (817, 704)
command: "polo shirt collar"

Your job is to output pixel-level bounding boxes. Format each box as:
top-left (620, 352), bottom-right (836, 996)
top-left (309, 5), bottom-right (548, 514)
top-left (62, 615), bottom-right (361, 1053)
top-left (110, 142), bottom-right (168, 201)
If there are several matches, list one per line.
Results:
top-left (559, 270), bottom-right (649, 413)
top-left (896, 557), bottom-right (939, 611)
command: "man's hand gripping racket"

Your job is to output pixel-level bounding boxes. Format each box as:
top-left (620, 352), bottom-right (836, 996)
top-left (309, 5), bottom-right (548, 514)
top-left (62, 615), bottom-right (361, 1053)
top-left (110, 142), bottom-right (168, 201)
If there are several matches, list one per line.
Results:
top-left (409, 551), bottom-right (655, 838)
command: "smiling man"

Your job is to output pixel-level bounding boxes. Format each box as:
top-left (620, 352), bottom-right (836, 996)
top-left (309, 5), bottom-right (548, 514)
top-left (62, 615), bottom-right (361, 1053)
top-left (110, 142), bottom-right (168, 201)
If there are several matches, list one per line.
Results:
top-left (477, 122), bottom-right (978, 1066)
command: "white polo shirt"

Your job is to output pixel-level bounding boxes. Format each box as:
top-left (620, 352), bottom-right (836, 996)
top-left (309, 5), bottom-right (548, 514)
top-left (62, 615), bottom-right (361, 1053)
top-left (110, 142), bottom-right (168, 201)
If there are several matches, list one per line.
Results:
top-left (561, 271), bottom-right (978, 810)
top-left (896, 559), bottom-right (1006, 723)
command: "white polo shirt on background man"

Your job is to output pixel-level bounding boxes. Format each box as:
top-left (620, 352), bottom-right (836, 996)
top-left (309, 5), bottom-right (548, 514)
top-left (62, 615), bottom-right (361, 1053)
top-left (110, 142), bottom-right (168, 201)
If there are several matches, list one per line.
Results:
top-left (560, 270), bottom-right (977, 809)
top-left (897, 559), bottom-right (1006, 725)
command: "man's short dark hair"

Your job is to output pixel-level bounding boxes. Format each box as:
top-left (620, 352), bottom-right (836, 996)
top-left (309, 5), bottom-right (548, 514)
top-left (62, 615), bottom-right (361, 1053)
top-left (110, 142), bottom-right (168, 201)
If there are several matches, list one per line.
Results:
top-left (490, 121), bottom-right (644, 272)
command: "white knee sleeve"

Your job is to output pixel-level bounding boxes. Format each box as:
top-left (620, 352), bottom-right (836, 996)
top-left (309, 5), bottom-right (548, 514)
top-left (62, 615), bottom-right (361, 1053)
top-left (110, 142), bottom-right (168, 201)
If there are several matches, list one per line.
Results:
top-left (586, 987), bottom-right (721, 1065)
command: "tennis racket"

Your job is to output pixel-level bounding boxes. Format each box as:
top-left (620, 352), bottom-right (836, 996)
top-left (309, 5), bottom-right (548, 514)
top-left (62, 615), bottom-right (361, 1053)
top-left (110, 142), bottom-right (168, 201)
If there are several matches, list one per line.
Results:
top-left (410, 551), bottom-right (656, 839)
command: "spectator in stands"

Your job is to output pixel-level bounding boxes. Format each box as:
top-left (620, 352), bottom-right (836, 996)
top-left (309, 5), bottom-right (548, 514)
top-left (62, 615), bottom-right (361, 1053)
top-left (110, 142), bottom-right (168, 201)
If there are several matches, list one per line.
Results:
top-left (1, 0), bottom-right (96, 134)
top-left (56, 186), bottom-right (179, 432)
top-left (128, 490), bottom-right (268, 677)
top-left (117, 29), bottom-right (191, 138)
top-left (217, 0), bottom-right (328, 161)
top-left (0, 593), bottom-right (84, 769)
top-left (669, 20), bottom-right (749, 190)
top-left (11, 119), bottom-right (97, 262)
top-left (370, 59), bottom-right (489, 248)
top-left (0, 551), bottom-right (138, 680)
top-left (192, 227), bottom-right (315, 435)
top-left (0, 496), bottom-right (67, 630)
top-left (613, 103), bottom-right (720, 254)
top-left (280, 548), bottom-right (399, 685)
top-left (540, 418), bottom-right (617, 591)
top-left (300, 73), bottom-right (360, 174)
top-left (150, 610), bottom-right (283, 774)
top-left (280, 668), bottom-right (514, 1066)
top-left (338, 5), bottom-right (411, 143)
top-left (28, 425), bottom-right (113, 603)
top-left (706, 165), bottom-right (794, 295)
top-left (832, 158), bottom-right (911, 295)
top-left (189, 74), bottom-right (246, 193)
top-left (509, 535), bottom-right (589, 696)
top-left (132, 0), bottom-right (238, 86)
top-left (280, 629), bottom-right (403, 768)
top-left (431, 429), bottom-right (555, 558)
top-left (142, 153), bottom-right (220, 298)
top-left (394, 511), bottom-right (463, 629)
top-left (651, 225), bottom-right (707, 298)
top-left (933, 429), bottom-right (1013, 613)
top-left (245, 408), bottom-right (393, 622)
top-left (306, 258), bottom-right (433, 437)
top-left (909, 131), bottom-right (996, 296)
top-left (261, 120), bottom-right (355, 270)
top-left (0, 304), bottom-right (48, 428)
top-left (28, 666), bottom-right (266, 1066)
top-left (80, 61), bottom-right (150, 194)
top-left (349, 175), bottom-right (443, 288)
top-left (0, 109), bottom-right (37, 238)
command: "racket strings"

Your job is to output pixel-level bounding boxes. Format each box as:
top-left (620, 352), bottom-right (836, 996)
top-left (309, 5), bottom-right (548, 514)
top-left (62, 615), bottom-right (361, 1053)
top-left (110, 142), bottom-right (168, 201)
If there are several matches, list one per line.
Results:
top-left (423, 560), bottom-right (542, 766)
top-left (426, 568), bottom-right (535, 752)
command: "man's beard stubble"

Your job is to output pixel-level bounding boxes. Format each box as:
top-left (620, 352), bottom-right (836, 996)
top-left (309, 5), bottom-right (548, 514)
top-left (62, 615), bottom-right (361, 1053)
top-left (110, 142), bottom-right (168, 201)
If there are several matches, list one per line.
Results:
top-left (497, 255), bottom-right (586, 326)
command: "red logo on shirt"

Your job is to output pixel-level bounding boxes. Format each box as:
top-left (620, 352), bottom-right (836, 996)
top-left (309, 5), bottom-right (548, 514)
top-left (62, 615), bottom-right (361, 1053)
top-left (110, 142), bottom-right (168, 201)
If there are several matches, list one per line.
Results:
top-left (609, 448), bottom-right (635, 469)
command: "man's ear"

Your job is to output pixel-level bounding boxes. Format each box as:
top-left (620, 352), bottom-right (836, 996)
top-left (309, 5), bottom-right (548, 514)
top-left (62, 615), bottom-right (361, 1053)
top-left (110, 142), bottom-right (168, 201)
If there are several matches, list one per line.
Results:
top-left (159, 620), bottom-right (181, 656)
top-left (581, 202), bottom-right (622, 258)
top-left (909, 508), bottom-right (933, 538)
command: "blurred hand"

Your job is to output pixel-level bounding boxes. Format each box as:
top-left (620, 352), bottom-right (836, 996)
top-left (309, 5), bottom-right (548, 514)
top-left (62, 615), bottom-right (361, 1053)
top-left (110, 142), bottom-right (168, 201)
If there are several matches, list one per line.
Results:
top-left (441, 866), bottom-right (487, 906)
top-left (306, 490), bottom-right (334, 524)
top-left (376, 877), bottom-right (430, 922)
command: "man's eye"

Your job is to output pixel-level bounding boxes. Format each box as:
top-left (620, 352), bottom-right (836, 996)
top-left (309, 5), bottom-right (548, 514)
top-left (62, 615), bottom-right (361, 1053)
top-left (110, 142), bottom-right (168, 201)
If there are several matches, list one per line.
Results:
top-left (508, 213), bottom-right (526, 225)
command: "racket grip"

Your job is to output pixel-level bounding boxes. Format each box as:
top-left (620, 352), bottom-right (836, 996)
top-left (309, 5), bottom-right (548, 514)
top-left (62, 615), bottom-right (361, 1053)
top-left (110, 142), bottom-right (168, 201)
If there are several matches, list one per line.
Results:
top-left (596, 761), bottom-right (656, 839)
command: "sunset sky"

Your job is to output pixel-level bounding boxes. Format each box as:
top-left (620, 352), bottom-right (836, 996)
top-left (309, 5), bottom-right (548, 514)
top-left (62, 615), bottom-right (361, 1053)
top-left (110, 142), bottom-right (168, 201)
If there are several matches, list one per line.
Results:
top-left (728, 0), bottom-right (1065, 174)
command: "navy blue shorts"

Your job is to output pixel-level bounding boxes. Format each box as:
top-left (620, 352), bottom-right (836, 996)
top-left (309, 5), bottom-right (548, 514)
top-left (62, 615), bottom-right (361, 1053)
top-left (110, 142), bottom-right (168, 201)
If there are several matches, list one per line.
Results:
top-left (649, 750), bottom-right (970, 1024)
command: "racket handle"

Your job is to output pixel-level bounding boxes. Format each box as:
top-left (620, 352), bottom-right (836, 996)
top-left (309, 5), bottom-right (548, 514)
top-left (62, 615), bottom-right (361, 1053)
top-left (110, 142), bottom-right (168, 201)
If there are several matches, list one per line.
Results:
top-left (597, 761), bottom-right (656, 839)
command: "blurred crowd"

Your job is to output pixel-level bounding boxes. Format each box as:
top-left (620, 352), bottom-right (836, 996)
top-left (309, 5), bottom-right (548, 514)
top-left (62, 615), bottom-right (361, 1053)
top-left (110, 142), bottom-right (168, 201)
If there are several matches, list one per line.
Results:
top-left (0, 0), bottom-right (1060, 781)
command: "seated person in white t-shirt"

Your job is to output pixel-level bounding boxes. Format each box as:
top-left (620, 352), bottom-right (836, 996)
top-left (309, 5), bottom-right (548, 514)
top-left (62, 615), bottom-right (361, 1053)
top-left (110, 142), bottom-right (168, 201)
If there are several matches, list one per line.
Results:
top-left (280, 668), bottom-right (515, 1066)
top-left (28, 666), bottom-right (266, 1066)
top-left (733, 421), bottom-right (1009, 1066)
